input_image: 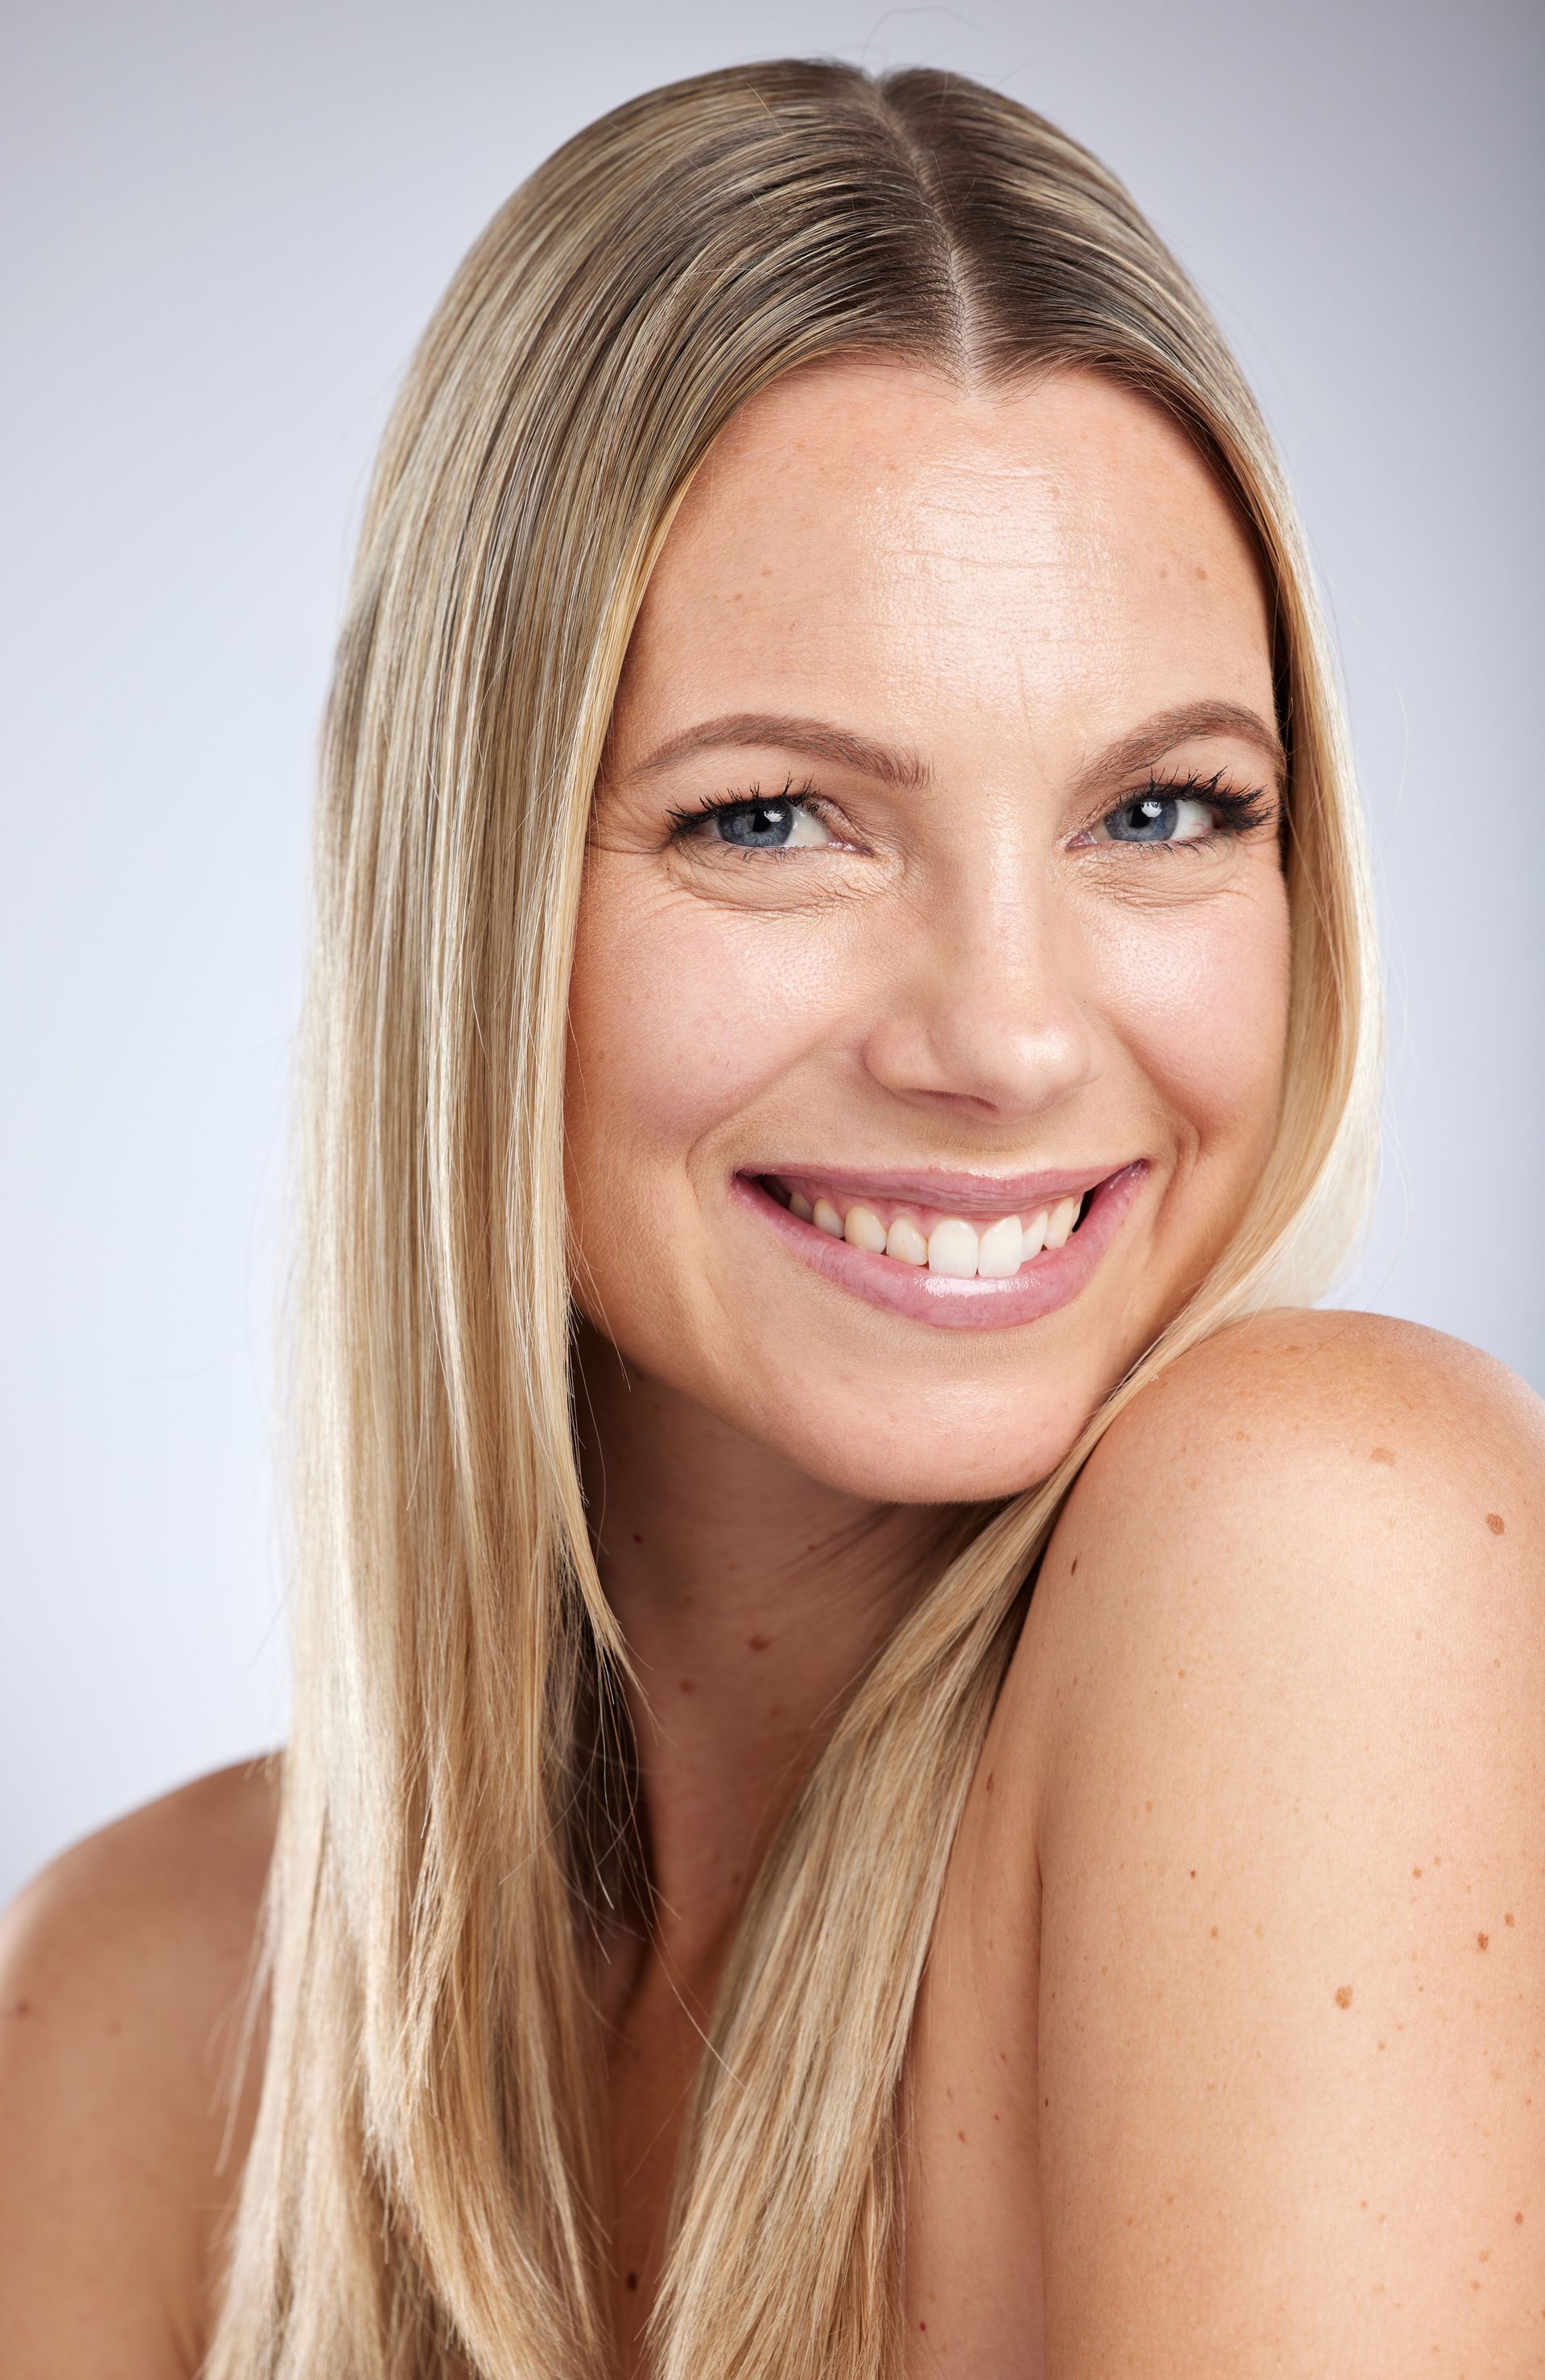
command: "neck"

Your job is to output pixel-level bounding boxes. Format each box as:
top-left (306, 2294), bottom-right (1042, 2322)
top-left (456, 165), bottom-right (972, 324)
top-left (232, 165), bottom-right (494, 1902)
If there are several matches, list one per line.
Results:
top-left (575, 1324), bottom-right (963, 1986)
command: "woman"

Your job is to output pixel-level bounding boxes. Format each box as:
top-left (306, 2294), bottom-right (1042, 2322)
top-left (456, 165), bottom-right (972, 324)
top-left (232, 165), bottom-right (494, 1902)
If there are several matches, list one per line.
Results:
top-left (2, 57), bottom-right (1539, 2380)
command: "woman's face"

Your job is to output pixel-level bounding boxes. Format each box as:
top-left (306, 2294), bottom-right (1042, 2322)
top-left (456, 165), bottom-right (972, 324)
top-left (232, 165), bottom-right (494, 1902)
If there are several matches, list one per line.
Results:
top-left (566, 361), bottom-right (1290, 1503)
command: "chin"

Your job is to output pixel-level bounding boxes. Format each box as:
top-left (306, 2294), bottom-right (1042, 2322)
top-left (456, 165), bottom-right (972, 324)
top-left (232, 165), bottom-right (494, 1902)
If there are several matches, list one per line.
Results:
top-left (749, 1392), bottom-right (1094, 1507)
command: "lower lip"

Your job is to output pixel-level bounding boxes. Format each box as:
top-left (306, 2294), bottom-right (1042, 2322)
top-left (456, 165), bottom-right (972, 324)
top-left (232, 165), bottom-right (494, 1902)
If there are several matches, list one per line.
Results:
top-left (730, 1161), bottom-right (1150, 1334)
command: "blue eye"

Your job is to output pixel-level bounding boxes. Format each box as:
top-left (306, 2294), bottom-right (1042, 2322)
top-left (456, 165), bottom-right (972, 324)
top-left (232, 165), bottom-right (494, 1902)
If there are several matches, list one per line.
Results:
top-left (1086, 773), bottom-right (1275, 854)
top-left (714, 799), bottom-right (798, 848)
top-left (671, 788), bottom-right (835, 852)
top-left (1104, 794), bottom-right (1202, 844)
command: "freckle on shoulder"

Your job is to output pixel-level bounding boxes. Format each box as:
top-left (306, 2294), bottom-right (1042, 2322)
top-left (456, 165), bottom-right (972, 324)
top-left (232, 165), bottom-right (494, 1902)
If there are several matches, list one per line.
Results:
top-left (1034, 1307), bottom-right (1545, 1705)
top-left (0, 1757), bottom-right (278, 2033)
top-left (1094, 1306), bottom-right (1543, 1496)
top-left (0, 1758), bottom-right (279, 2344)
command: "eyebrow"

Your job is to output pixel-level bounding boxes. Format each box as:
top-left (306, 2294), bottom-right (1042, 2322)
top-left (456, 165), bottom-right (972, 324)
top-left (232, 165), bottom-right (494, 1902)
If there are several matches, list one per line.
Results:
top-left (624, 698), bottom-right (1285, 798)
top-left (628, 712), bottom-right (933, 791)
top-left (1071, 701), bottom-right (1287, 796)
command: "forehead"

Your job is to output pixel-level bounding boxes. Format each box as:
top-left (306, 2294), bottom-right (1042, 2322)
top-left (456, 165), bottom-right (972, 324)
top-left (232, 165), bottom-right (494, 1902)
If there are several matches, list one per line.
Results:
top-left (612, 360), bottom-right (1274, 773)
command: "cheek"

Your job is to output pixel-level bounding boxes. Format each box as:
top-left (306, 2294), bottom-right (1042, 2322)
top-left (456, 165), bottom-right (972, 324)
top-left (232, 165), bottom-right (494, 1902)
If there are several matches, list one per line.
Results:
top-left (1088, 875), bottom-right (1291, 1149)
top-left (565, 858), bottom-right (847, 1194)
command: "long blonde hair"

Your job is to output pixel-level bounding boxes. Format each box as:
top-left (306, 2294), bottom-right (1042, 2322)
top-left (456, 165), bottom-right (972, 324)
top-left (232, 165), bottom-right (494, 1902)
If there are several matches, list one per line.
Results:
top-left (207, 58), bottom-right (1380, 2380)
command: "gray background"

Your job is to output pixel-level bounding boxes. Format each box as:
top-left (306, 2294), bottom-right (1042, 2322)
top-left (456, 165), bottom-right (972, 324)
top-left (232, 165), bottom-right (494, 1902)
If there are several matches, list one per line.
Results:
top-left (2, 0), bottom-right (1540, 1904)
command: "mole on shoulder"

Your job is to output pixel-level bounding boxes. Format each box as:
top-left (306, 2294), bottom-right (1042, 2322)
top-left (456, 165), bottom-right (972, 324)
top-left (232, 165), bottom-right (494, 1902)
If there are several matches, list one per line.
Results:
top-left (1370, 1446), bottom-right (1395, 1466)
top-left (1334, 1985), bottom-right (1353, 2009)
top-left (1486, 1512), bottom-right (1506, 1535)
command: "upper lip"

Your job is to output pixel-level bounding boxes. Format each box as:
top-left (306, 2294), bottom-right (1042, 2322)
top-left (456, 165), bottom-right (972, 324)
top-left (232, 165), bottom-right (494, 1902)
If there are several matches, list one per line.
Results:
top-left (748, 1160), bottom-right (1139, 1216)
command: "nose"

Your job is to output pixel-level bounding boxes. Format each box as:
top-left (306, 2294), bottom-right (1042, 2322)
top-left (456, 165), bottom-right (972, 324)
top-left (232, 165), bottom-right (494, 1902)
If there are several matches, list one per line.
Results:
top-left (857, 871), bottom-right (1102, 1126)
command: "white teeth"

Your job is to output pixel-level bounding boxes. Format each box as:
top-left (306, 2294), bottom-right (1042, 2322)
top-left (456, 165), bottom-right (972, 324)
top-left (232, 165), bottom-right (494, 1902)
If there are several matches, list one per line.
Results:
top-left (884, 1215), bottom-right (929, 1266)
top-left (781, 1182), bottom-right (1090, 1270)
top-left (843, 1202), bottom-right (888, 1255)
top-left (975, 1215), bottom-right (1024, 1277)
top-left (1043, 1194), bottom-right (1080, 1250)
top-left (927, 1218), bottom-right (979, 1278)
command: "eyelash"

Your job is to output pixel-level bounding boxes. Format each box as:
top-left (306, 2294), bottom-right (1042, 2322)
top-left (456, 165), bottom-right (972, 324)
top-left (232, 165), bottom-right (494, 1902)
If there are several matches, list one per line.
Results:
top-left (665, 776), bottom-right (826, 846)
top-left (667, 768), bottom-right (1276, 859)
top-left (1110, 769), bottom-right (1276, 857)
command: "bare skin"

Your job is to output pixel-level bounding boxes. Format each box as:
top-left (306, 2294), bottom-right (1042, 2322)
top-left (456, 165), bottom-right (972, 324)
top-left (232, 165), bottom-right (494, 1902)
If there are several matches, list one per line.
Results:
top-left (2, 363), bottom-right (1542, 2377)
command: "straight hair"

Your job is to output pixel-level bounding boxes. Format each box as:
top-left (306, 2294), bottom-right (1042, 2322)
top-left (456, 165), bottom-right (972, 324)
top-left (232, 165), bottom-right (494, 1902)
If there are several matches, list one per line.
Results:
top-left (207, 58), bottom-right (1380, 2380)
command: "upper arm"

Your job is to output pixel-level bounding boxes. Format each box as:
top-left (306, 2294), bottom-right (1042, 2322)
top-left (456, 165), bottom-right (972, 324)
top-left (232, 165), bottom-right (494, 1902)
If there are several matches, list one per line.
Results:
top-left (0, 1762), bottom-right (276, 2380)
top-left (1032, 1311), bottom-right (1545, 2378)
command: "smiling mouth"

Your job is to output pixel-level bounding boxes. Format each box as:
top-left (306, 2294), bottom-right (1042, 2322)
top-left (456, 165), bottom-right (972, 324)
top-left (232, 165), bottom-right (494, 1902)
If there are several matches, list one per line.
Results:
top-left (757, 1170), bottom-right (1104, 1277)
top-left (731, 1160), bottom-right (1147, 1331)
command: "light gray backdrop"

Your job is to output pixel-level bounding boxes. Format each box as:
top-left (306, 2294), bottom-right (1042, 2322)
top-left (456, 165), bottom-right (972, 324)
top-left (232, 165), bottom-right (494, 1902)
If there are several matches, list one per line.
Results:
top-left (3, 0), bottom-right (1540, 1904)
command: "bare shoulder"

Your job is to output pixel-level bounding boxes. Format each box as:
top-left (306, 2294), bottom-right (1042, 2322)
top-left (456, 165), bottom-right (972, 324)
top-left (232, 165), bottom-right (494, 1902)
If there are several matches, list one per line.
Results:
top-left (1014, 1306), bottom-right (1543, 1805)
top-left (1077, 1300), bottom-right (1541, 1524)
top-left (0, 1757), bottom-right (279, 2379)
top-left (1019, 1311), bottom-right (1544, 2377)
top-left (1036, 1303), bottom-right (1542, 1698)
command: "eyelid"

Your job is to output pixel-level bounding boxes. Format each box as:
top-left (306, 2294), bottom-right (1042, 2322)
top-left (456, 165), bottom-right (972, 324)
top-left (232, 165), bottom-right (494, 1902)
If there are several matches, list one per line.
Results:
top-left (1112, 762), bottom-right (1266, 809)
top-left (668, 773), bottom-right (810, 823)
top-left (666, 778), bottom-right (856, 850)
top-left (664, 762), bottom-right (1275, 856)
top-left (1077, 765), bottom-right (1275, 845)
